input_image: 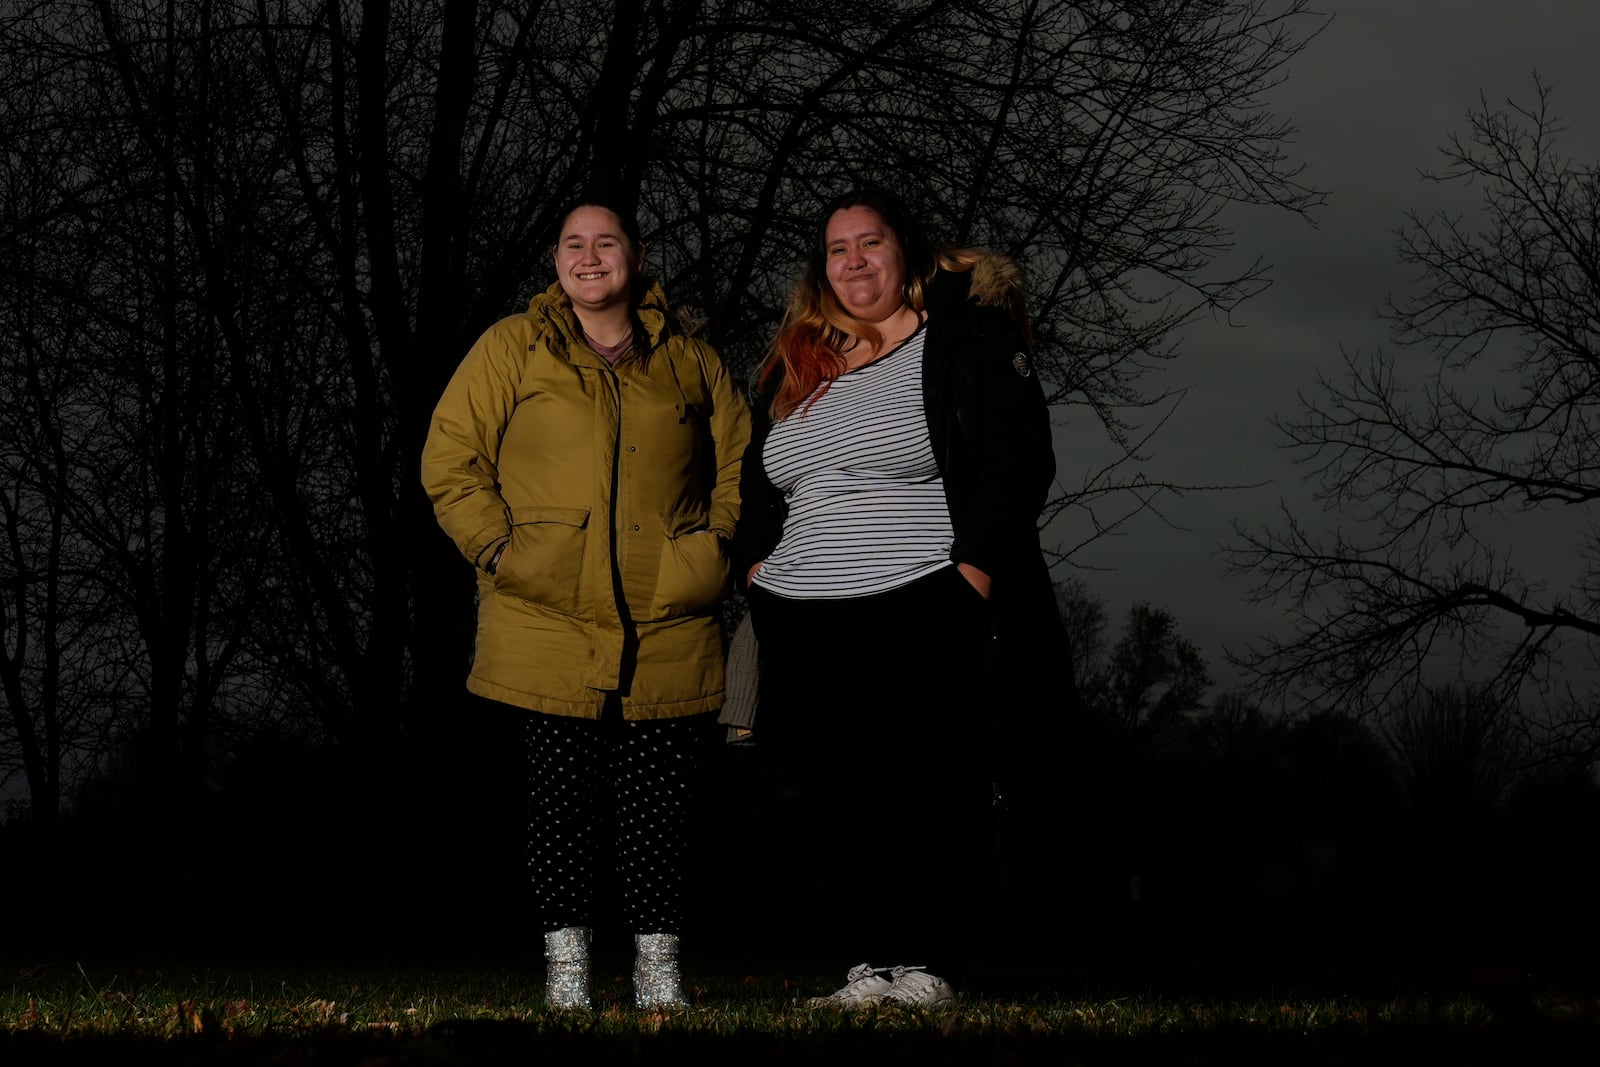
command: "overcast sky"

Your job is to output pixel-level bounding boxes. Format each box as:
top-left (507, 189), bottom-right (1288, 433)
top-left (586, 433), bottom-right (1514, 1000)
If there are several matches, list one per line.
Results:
top-left (1052, 0), bottom-right (1600, 693)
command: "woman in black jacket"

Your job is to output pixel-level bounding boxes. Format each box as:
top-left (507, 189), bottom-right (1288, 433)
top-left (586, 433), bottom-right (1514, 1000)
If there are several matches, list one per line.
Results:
top-left (734, 187), bottom-right (1064, 1007)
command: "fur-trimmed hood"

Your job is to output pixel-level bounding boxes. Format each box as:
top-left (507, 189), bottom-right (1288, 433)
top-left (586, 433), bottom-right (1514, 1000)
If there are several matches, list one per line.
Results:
top-left (967, 253), bottom-right (1026, 309)
top-left (933, 253), bottom-right (1033, 349)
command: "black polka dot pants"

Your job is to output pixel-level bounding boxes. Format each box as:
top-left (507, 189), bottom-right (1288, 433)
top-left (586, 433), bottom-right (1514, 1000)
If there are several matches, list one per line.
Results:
top-left (525, 703), bottom-right (706, 935)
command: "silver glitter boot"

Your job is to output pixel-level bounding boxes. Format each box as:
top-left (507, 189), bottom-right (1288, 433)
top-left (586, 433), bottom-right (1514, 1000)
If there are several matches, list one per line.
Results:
top-left (543, 926), bottom-right (592, 1010)
top-left (633, 932), bottom-right (687, 1010)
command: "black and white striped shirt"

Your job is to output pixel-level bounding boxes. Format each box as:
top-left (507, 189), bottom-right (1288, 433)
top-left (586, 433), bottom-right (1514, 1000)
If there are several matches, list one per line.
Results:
top-left (753, 326), bottom-right (954, 599)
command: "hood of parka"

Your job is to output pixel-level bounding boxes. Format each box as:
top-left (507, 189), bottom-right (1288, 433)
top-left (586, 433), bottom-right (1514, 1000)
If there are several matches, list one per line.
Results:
top-left (955, 254), bottom-right (1033, 351)
top-left (526, 279), bottom-right (706, 360)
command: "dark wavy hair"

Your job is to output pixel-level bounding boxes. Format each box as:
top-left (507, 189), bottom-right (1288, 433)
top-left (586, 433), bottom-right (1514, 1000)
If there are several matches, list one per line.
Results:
top-left (550, 195), bottom-right (662, 371)
top-left (549, 195), bottom-right (650, 308)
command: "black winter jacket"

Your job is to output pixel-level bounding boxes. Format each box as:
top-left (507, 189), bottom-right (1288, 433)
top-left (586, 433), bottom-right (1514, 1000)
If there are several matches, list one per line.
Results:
top-left (735, 255), bottom-right (1076, 889)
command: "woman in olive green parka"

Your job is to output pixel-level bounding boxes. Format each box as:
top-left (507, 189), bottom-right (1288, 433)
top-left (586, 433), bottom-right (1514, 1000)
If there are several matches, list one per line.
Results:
top-left (424, 267), bottom-right (749, 721)
top-left (421, 201), bottom-right (750, 1011)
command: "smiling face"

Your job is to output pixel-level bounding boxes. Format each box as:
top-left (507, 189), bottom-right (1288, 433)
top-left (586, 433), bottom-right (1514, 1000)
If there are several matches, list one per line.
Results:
top-left (823, 205), bottom-right (908, 325)
top-left (554, 205), bottom-right (643, 314)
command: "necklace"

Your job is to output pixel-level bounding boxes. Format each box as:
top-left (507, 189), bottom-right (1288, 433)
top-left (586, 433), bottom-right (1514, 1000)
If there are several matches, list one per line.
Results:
top-left (584, 329), bottom-right (634, 365)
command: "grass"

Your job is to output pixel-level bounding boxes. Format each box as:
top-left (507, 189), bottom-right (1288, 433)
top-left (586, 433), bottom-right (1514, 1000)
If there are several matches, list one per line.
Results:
top-left (4, 957), bottom-right (1598, 1065)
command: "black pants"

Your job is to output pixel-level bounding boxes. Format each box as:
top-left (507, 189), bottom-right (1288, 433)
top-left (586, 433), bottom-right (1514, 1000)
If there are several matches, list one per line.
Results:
top-left (525, 700), bottom-right (709, 935)
top-left (748, 566), bottom-right (992, 979)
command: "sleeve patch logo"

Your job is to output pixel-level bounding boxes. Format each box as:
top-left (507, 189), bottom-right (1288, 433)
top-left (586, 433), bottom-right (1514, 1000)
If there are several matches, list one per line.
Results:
top-left (1011, 351), bottom-right (1032, 378)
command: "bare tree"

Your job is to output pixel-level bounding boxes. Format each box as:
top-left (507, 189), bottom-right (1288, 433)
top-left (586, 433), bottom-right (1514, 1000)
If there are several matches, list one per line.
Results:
top-left (1385, 684), bottom-right (1518, 827)
top-left (0, 337), bottom-right (127, 838)
top-left (1056, 580), bottom-right (1212, 740)
top-left (1, 31), bottom-right (146, 835)
top-left (1087, 602), bottom-right (1213, 743)
top-left (1, 0), bottom-right (1325, 839)
top-left (1227, 79), bottom-right (1600, 759)
top-left (1, 0), bottom-right (281, 843)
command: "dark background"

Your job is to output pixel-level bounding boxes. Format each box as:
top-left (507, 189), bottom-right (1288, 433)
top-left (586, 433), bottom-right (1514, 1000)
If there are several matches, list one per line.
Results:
top-left (2, 0), bottom-right (1597, 973)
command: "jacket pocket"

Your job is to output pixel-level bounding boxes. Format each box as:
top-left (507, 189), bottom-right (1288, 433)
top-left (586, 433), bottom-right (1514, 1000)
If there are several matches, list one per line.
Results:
top-left (651, 508), bottom-right (729, 618)
top-left (496, 505), bottom-right (590, 616)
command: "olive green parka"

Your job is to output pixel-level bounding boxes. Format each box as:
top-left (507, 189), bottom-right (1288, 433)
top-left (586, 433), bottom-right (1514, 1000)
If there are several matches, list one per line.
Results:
top-left (422, 280), bottom-right (751, 719)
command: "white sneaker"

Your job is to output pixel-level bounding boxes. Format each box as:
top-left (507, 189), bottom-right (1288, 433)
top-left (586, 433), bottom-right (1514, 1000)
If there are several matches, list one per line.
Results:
top-left (805, 963), bottom-right (893, 1007)
top-left (881, 965), bottom-right (955, 1007)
